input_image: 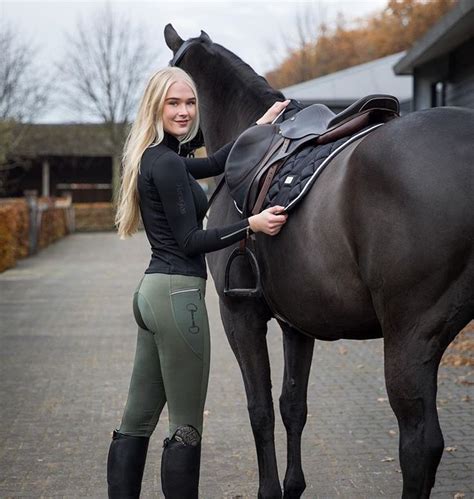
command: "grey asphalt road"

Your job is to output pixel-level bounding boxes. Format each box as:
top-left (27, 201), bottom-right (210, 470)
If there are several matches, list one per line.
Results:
top-left (0, 232), bottom-right (472, 498)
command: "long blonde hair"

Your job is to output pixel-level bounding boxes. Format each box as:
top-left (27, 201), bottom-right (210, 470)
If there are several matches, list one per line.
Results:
top-left (115, 67), bottom-right (200, 238)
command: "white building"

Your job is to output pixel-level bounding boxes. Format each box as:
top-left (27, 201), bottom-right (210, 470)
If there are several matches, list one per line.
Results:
top-left (281, 52), bottom-right (413, 114)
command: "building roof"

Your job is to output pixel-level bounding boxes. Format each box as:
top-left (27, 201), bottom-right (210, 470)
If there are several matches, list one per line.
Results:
top-left (394, 0), bottom-right (474, 75)
top-left (280, 52), bottom-right (412, 106)
top-left (7, 123), bottom-right (128, 158)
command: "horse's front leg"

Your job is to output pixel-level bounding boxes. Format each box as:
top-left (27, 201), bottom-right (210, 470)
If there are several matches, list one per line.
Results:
top-left (219, 299), bottom-right (282, 499)
top-left (279, 323), bottom-right (314, 499)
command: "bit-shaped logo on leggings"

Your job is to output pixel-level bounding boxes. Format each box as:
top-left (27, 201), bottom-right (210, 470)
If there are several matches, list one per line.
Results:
top-left (186, 303), bottom-right (200, 334)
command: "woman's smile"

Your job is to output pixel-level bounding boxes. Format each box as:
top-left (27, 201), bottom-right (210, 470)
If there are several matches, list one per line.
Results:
top-left (163, 80), bottom-right (197, 138)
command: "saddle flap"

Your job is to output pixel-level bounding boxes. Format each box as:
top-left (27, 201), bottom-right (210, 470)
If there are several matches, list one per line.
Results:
top-left (279, 104), bottom-right (336, 139)
top-left (225, 124), bottom-right (280, 211)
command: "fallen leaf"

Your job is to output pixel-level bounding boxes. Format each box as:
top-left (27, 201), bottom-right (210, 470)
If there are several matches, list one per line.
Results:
top-left (461, 395), bottom-right (471, 402)
top-left (445, 446), bottom-right (457, 452)
top-left (381, 457), bottom-right (395, 462)
top-left (454, 493), bottom-right (465, 499)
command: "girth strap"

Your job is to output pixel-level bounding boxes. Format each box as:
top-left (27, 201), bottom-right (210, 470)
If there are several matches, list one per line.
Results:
top-left (252, 159), bottom-right (284, 215)
top-left (249, 137), bottom-right (289, 215)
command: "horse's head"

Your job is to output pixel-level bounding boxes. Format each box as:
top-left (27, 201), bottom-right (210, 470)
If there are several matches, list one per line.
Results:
top-left (165, 24), bottom-right (213, 67)
top-left (164, 24), bottom-right (283, 149)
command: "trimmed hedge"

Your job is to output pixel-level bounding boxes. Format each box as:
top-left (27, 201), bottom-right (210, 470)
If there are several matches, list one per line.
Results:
top-left (74, 202), bottom-right (116, 232)
top-left (0, 199), bottom-right (29, 272)
top-left (0, 197), bottom-right (71, 272)
top-left (38, 208), bottom-right (68, 248)
top-left (0, 204), bottom-right (17, 272)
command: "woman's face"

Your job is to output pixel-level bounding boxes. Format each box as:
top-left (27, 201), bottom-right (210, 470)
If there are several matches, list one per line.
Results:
top-left (162, 80), bottom-right (196, 138)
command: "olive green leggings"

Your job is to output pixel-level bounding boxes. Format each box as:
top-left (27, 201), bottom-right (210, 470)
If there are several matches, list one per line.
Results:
top-left (118, 273), bottom-right (210, 438)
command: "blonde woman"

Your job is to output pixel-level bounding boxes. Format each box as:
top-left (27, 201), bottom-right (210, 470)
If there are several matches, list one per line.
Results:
top-left (107, 67), bottom-right (288, 498)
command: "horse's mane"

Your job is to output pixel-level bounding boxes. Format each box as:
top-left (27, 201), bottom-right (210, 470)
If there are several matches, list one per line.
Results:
top-left (181, 36), bottom-right (287, 146)
top-left (212, 42), bottom-right (284, 107)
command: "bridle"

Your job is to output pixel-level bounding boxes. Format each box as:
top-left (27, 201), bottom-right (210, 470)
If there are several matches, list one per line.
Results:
top-left (169, 39), bottom-right (200, 67)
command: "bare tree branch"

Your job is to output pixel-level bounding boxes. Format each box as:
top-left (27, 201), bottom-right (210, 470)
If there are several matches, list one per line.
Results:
top-left (0, 21), bottom-right (51, 122)
top-left (57, 5), bottom-right (158, 127)
top-left (0, 21), bottom-right (51, 196)
top-left (56, 5), bottom-right (159, 199)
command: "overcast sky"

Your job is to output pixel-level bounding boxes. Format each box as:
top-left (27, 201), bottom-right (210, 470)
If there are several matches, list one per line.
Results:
top-left (1, 0), bottom-right (387, 122)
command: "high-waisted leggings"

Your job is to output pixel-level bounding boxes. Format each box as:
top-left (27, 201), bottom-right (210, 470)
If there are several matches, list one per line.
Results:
top-left (118, 273), bottom-right (210, 438)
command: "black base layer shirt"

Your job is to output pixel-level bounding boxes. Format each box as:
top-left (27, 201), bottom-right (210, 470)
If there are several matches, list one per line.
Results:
top-left (138, 133), bottom-right (249, 279)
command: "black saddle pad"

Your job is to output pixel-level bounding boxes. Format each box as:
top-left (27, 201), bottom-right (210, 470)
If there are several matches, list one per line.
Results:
top-left (237, 124), bottom-right (383, 214)
top-left (264, 135), bottom-right (350, 212)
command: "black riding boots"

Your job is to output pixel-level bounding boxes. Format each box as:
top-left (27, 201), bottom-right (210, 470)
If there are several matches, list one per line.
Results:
top-left (107, 431), bottom-right (150, 499)
top-left (161, 425), bottom-right (202, 499)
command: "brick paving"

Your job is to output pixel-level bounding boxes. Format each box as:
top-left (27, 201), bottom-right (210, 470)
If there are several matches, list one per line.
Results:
top-left (0, 232), bottom-right (472, 498)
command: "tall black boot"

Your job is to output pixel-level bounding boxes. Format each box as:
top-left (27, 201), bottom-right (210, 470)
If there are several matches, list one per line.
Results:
top-left (161, 425), bottom-right (201, 499)
top-left (107, 430), bottom-right (150, 499)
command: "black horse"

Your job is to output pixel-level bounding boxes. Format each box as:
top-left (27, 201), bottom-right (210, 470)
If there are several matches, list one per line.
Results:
top-left (164, 25), bottom-right (474, 499)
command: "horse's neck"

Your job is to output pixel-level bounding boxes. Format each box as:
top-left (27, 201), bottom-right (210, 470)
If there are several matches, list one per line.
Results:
top-left (197, 69), bottom-right (281, 151)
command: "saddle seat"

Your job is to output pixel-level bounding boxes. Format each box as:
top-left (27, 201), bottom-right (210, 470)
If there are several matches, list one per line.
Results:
top-left (225, 94), bottom-right (399, 217)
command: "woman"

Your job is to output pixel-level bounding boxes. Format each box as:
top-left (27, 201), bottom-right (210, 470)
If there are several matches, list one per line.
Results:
top-left (107, 66), bottom-right (288, 498)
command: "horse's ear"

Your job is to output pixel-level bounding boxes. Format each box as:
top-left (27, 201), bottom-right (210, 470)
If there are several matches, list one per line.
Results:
top-left (199, 30), bottom-right (212, 43)
top-left (164, 24), bottom-right (184, 52)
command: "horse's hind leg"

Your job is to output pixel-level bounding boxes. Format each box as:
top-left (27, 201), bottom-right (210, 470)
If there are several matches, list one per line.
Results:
top-left (279, 324), bottom-right (314, 499)
top-left (383, 314), bottom-right (467, 498)
top-left (219, 299), bottom-right (282, 499)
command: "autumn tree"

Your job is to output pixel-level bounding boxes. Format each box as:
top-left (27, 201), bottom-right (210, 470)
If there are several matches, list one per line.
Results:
top-left (57, 5), bottom-right (158, 200)
top-left (266, 0), bottom-right (455, 89)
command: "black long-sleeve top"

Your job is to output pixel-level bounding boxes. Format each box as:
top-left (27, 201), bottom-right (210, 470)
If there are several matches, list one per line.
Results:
top-left (138, 132), bottom-right (249, 278)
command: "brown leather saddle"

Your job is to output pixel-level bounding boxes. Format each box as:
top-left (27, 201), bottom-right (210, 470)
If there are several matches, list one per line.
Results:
top-left (225, 94), bottom-right (400, 217)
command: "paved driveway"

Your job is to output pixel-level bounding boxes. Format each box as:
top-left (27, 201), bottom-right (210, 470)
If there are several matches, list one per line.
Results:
top-left (0, 232), bottom-right (472, 498)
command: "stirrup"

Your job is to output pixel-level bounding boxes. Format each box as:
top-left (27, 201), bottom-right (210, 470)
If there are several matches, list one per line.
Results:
top-left (224, 246), bottom-right (262, 298)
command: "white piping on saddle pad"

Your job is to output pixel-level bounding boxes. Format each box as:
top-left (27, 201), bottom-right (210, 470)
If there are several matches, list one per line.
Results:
top-left (283, 123), bottom-right (384, 212)
top-left (231, 122), bottom-right (384, 216)
top-left (234, 200), bottom-right (243, 215)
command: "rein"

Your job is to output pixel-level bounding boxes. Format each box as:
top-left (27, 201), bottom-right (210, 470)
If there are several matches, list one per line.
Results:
top-left (204, 176), bottom-right (225, 220)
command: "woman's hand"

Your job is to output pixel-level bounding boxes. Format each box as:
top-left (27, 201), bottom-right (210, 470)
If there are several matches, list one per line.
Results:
top-left (249, 205), bottom-right (288, 236)
top-left (256, 100), bottom-right (290, 125)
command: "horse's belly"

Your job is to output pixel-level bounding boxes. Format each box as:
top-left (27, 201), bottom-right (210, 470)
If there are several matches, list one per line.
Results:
top-left (262, 266), bottom-right (381, 340)
top-left (258, 225), bottom-right (381, 340)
